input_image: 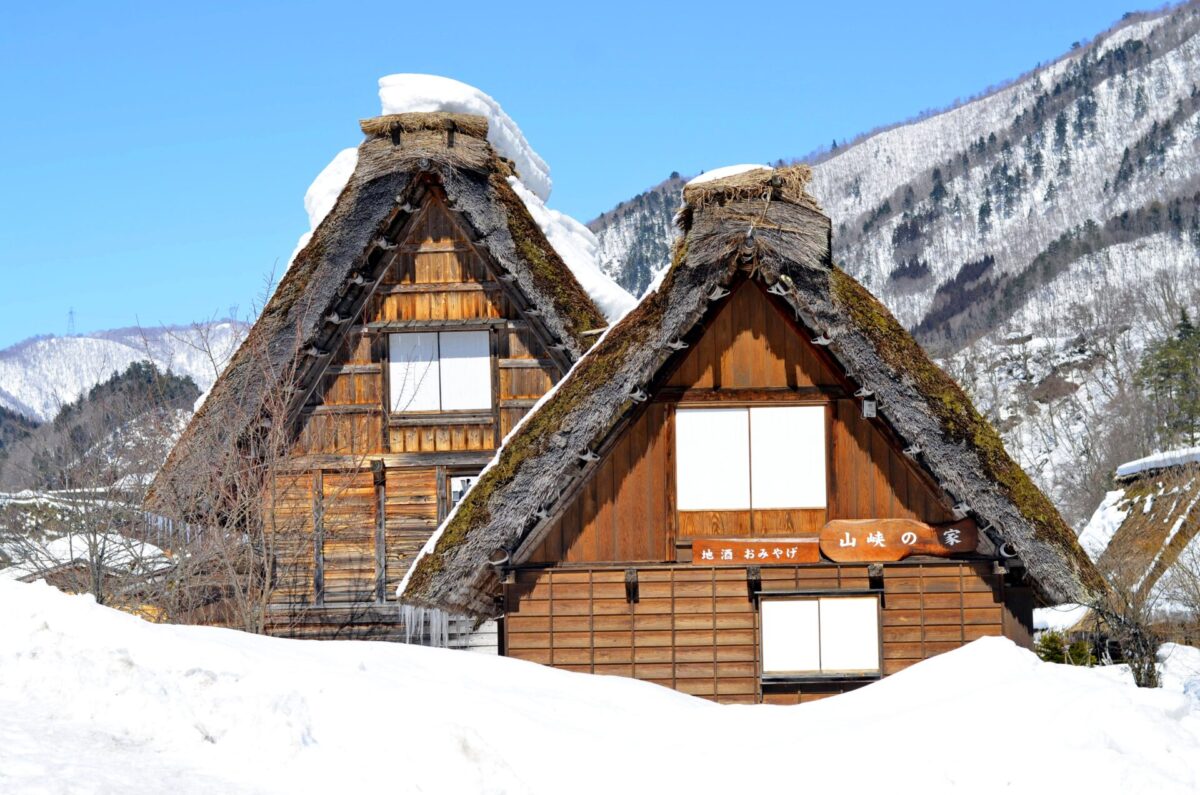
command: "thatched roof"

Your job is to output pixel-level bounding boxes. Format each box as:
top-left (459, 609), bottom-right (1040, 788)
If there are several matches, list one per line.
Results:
top-left (148, 112), bottom-right (607, 517)
top-left (401, 165), bottom-right (1106, 617)
top-left (1089, 458), bottom-right (1200, 600)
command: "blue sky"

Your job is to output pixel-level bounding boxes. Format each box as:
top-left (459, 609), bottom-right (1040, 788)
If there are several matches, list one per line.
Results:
top-left (0, 0), bottom-right (1145, 348)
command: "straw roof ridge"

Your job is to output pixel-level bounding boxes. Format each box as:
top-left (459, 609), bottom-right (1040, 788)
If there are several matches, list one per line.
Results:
top-left (359, 112), bottom-right (489, 139)
top-left (148, 113), bottom-right (606, 518)
top-left (401, 166), bottom-right (1105, 616)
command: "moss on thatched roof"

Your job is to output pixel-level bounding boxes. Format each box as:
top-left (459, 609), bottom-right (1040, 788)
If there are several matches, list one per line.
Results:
top-left (148, 112), bottom-right (606, 519)
top-left (402, 166), bottom-right (1105, 616)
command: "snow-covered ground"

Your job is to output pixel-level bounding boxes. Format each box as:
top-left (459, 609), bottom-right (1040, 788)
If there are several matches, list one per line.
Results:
top-left (1, 579), bottom-right (1197, 794)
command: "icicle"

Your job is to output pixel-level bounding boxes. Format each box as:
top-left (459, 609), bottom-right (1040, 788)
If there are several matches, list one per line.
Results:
top-left (398, 607), bottom-right (463, 653)
top-left (399, 603), bottom-right (459, 648)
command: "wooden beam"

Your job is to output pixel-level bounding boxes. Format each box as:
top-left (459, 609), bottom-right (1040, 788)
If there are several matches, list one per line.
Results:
top-left (654, 386), bottom-right (848, 403)
top-left (282, 452), bottom-right (495, 471)
top-left (324, 364), bottom-right (382, 375)
top-left (374, 466), bottom-right (386, 604)
top-left (302, 404), bottom-right (383, 416)
top-left (388, 412), bottom-right (494, 427)
top-left (313, 470), bottom-right (325, 606)
top-left (499, 358), bottom-right (556, 369)
top-left (375, 282), bottom-right (499, 294)
top-left (363, 319), bottom-right (519, 331)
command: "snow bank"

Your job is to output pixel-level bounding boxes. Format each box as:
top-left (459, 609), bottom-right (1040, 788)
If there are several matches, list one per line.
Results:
top-left (686, 164), bottom-right (770, 186)
top-left (379, 74), bottom-right (552, 202)
top-left (3, 579), bottom-right (1199, 794)
top-left (1117, 446), bottom-right (1200, 479)
top-left (507, 177), bottom-right (635, 322)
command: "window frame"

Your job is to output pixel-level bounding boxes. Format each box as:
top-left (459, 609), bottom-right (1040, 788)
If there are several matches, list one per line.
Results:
top-left (387, 330), bottom-right (494, 415)
top-left (758, 591), bottom-right (883, 683)
top-left (673, 402), bottom-right (830, 517)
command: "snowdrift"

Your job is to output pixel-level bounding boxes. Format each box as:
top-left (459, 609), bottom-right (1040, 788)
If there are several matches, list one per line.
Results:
top-left (1, 579), bottom-right (1197, 794)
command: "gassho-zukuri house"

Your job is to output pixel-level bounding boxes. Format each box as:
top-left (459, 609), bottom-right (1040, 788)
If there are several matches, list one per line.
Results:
top-left (1067, 446), bottom-right (1200, 643)
top-left (400, 163), bottom-right (1106, 703)
top-left (149, 95), bottom-right (630, 641)
top-left (149, 80), bottom-right (1104, 702)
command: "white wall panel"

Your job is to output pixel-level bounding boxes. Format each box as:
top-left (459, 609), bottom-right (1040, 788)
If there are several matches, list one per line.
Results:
top-left (675, 409), bottom-right (750, 510)
top-left (438, 331), bottom-right (492, 411)
top-left (749, 405), bottom-right (826, 509)
top-left (761, 599), bottom-right (821, 675)
top-left (818, 597), bottom-right (880, 673)
top-left (389, 332), bottom-right (440, 412)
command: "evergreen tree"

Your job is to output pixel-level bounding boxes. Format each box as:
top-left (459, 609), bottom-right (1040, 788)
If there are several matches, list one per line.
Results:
top-left (1036, 631), bottom-right (1067, 663)
top-left (1137, 310), bottom-right (1200, 447)
top-left (930, 168), bottom-right (947, 204)
top-left (978, 199), bottom-right (993, 233)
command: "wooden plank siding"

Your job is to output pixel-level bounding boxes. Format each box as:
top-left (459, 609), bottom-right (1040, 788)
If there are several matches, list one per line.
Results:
top-left (525, 279), bottom-right (963, 566)
top-left (504, 562), bottom-right (1008, 704)
top-left (262, 189), bottom-right (565, 639)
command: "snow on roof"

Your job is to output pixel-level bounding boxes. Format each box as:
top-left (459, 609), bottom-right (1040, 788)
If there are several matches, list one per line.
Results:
top-left (1116, 446), bottom-right (1200, 479)
top-left (4, 578), bottom-right (1200, 792)
top-left (0, 533), bottom-right (169, 582)
top-left (1032, 603), bottom-right (1090, 631)
top-left (379, 74), bottom-right (552, 202)
top-left (506, 177), bottom-right (635, 322)
top-left (304, 148), bottom-right (359, 230)
top-left (1076, 489), bottom-right (1131, 561)
top-left (282, 76), bottom-right (633, 320)
top-left (685, 164), bottom-right (771, 187)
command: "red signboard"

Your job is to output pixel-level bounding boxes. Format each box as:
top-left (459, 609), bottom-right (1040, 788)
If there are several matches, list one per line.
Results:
top-left (691, 538), bottom-right (821, 565)
top-left (819, 519), bottom-right (978, 563)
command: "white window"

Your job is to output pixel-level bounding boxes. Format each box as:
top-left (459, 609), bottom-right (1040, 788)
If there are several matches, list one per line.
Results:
top-left (761, 596), bottom-right (880, 677)
top-left (448, 474), bottom-right (477, 510)
top-left (388, 331), bottom-right (491, 412)
top-left (675, 405), bottom-right (826, 511)
top-left (675, 409), bottom-right (750, 510)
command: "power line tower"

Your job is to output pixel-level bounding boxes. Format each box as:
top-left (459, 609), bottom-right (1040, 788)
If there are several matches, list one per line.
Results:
top-left (67, 307), bottom-right (76, 336)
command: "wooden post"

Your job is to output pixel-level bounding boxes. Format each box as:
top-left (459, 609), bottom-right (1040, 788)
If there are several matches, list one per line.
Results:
top-left (313, 469), bottom-right (325, 606)
top-left (373, 460), bottom-right (386, 604)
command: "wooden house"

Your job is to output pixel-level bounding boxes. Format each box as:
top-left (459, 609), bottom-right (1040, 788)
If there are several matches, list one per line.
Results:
top-left (1076, 448), bottom-right (1200, 644)
top-left (401, 166), bottom-right (1106, 703)
top-left (149, 112), bottom-right (611, 640)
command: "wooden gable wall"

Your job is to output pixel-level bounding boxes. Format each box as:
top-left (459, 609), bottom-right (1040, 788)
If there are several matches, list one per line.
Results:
top-left (264, 189), bottom-right (566, 631)
top-left (526, 279), bottom-right (957, 566)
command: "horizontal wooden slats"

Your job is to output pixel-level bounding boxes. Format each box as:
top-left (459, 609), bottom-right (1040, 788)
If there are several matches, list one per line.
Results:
top-left (505, 562), bottom-right (1007, 703)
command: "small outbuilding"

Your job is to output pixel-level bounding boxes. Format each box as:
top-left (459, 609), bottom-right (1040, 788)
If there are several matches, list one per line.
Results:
top-left (1076, 447), bottom-right (1200, 643)
top-left (402, 165), bottom-right (1105, 702)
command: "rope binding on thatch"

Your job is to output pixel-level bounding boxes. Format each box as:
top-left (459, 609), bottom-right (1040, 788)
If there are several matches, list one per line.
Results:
top-left (359, 112), bottom-right (489, 140)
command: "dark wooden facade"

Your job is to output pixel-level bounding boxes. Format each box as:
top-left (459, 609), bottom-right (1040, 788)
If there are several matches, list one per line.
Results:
top-left (266, 190), bottom-right (565, 638)
top-left (501, 279), bottom-right (1032, 702)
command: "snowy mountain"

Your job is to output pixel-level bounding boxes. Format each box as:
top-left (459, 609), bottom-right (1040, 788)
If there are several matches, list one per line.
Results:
top-left (588, 173), bottom-right (688, 296)
top-left (590, 3), bottom-right (1200, 525)
top-left (0, 321), bottom-right (246, 423)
